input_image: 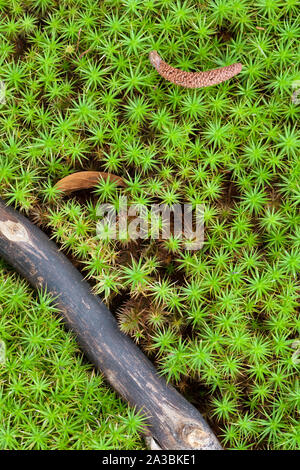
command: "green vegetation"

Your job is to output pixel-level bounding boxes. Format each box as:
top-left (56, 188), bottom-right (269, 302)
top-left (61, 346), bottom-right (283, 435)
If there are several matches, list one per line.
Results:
top-left (0, 264), bottom-right (145, 449)
top-left (0, 0), bottom-right (299, 450)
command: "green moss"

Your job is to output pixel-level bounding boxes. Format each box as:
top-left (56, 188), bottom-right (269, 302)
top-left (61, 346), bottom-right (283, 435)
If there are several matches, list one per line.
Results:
top-left (0, 0), bottom-right (299, 450)
top-left (0, 268), bottom-right (144, 449)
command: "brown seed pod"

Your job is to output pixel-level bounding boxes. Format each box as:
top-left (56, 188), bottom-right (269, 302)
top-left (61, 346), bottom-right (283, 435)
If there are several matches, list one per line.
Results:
top-left (55, 171), bottom-right (125, 193)
top-left (149, 50), bottom-right (242, 89)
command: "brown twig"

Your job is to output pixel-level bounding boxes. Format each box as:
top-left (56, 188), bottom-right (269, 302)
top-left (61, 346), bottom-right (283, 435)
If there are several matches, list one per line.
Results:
top-left (76, 28), bottom-right (82, 52)
top-left (0, 198), bottom-right (222, 450)
top-left (79, 48), bottom-right (91, 59)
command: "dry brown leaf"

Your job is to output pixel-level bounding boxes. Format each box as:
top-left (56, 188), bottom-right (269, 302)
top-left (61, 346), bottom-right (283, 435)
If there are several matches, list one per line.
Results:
top-left (55, 171), bottom-right (125, 193)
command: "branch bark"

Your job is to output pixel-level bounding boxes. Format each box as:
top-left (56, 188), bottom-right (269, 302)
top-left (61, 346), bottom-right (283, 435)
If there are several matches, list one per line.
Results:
top-left (0, 198), bottom-right (222, 450)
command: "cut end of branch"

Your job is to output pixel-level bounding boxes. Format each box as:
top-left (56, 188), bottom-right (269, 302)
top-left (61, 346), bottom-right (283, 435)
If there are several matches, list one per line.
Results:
top-left (0, 220), bottom-right (30, 243)
top-left (181, 424), bottom-right (222, 450)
